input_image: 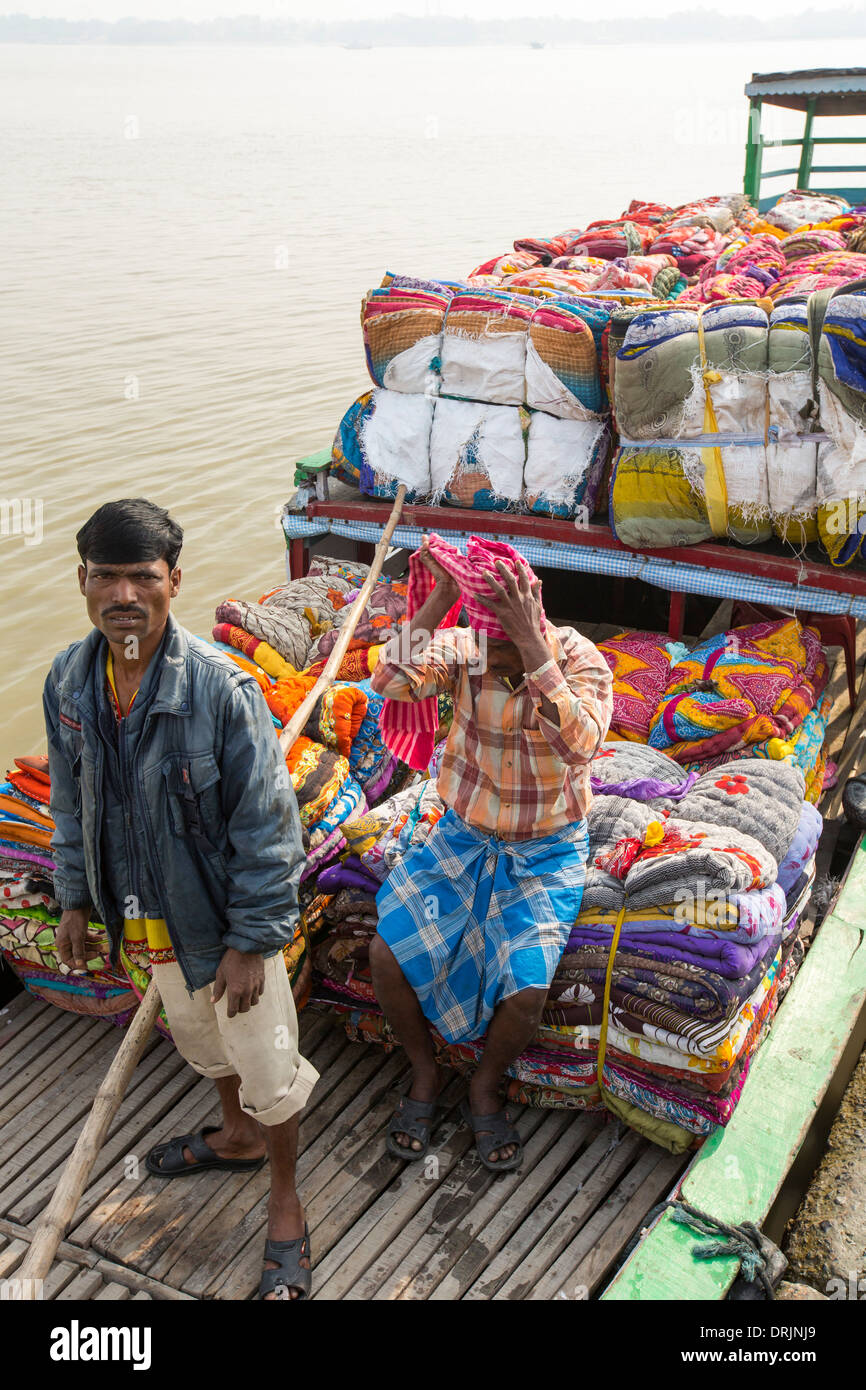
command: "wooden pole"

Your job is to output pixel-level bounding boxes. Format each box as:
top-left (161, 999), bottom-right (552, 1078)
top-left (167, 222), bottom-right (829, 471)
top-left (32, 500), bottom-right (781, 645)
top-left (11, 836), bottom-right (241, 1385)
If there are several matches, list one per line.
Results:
top-left (15, 978), bottom-right (163, 1295)
top-left (279, 484), bottom-right (407, 754)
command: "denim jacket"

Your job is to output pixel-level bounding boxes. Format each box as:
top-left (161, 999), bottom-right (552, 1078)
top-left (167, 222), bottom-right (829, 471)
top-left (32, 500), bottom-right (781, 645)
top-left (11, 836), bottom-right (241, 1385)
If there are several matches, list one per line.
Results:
top-left (42, 613), bottom-right (305, 993)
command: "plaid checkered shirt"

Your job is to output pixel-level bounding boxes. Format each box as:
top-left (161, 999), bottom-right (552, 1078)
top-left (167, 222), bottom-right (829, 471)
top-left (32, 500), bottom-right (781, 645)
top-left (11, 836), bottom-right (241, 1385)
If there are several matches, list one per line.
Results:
top-left (372, 624), bottom-right (613, 840)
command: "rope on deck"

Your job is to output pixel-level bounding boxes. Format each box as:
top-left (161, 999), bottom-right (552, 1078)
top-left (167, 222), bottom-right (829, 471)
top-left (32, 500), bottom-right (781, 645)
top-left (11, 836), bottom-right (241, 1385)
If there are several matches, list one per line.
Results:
top-left (669, 1198), bottom-right (783, 1300)
top-left (616, 1196), bottom-right (786, 1299)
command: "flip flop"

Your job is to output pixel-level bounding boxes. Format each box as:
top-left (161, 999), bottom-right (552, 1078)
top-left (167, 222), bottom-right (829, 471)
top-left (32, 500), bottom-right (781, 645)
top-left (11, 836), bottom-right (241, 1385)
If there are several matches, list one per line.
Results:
top-left (386, 1094), bottom-right (440, 1162)
top-left (259, 1224), bottom-right (312, 1301)
top-left (145, 1126), bottom-right (267, 1178)
top-left (460, 1099), bottom-right (523, 1173)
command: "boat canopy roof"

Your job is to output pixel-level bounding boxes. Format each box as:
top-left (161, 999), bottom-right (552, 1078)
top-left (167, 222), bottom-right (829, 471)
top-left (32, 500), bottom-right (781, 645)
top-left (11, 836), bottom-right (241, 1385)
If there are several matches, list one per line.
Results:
top-left (745, 68), bottom-right (866, 116)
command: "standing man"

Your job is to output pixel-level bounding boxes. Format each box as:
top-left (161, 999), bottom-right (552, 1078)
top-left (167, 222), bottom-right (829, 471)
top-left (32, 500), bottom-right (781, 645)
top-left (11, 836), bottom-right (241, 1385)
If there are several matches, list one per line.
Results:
top-left (370, 537), bottom-right (613, 1170)
top-left (44, 498), bottom-right (317, 1300)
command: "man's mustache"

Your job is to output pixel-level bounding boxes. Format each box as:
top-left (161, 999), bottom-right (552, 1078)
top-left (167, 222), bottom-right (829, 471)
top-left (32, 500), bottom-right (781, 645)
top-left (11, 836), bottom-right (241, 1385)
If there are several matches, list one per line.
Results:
top-left (102, 607), bottom-right (146, 618)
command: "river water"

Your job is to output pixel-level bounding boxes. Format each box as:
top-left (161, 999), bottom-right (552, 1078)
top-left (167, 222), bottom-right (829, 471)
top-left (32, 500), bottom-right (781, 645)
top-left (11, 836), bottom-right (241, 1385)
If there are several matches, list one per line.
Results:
top-left (2, 37), bottom-right (865, 749)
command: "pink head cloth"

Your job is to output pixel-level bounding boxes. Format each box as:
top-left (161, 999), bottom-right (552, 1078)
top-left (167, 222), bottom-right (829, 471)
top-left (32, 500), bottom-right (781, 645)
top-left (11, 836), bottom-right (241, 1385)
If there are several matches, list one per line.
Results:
top-left (420, 533), bottom-right (546, 638)
top-left (378, 534), bottom-right (546, 771)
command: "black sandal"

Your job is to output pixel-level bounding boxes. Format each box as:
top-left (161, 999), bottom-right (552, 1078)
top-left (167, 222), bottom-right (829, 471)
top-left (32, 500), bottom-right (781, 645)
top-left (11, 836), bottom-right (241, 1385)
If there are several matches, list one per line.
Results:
top-left (259, 1225), bottom-right (312, 1301)
top-left (460, 1099), bottom-right (523, 1173)
top-left (386, 1095), bottom-right (439, 1162)
top-left (145, 1126), bottom-right (267, 1178)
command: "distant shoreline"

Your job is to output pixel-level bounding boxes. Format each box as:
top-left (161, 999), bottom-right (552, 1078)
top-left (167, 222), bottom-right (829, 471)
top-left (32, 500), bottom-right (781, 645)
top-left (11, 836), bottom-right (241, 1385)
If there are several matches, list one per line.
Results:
top-left (1, 36), bottom-right (863, 48)
top-left (2, 12), bottom-right (866, 46)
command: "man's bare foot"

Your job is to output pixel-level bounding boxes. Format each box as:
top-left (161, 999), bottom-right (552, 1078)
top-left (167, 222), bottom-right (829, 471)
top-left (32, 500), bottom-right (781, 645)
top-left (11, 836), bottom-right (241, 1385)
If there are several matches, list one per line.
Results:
top-left (467, 1079), bottom-right (518, 1165)
top-left (391, 1064), bottom-right (448, 1152)
top-left (263, 1198), bottom-right (309, 1301)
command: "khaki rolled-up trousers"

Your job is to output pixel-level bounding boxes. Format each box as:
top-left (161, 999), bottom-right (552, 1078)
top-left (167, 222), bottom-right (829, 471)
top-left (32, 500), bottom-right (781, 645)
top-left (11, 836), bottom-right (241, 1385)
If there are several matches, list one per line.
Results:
top-left (151, 953), bottom-right (318, 1126)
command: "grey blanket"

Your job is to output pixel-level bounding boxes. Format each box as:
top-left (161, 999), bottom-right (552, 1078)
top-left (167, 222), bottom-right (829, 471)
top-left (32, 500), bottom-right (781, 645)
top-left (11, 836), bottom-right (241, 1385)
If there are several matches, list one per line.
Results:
top-left (673, 758), bottom-right (805, 866)
top-left (583, 794), bottom-right (778, 913)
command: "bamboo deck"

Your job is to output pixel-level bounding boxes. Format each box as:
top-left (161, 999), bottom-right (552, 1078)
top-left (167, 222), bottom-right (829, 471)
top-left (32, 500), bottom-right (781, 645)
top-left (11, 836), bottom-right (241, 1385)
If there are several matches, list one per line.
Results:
top-left (0, 994), bottom-right (685, 1301)
top-left (1, 615), bottom-right (863, 1301)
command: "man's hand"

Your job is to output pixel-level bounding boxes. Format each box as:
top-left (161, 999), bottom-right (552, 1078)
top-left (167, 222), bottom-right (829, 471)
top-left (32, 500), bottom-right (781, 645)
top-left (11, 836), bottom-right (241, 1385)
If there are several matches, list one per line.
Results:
top-left (393, 535), bottom-right (461, 658)
top-left (476, 560), bottom-right (549, 668)
top-left (418, 535), bottom-right (459, 602)
top-left (211, 948), bottom-right (265, 1017)
top-left (55, 907), bottom-right (96, 973)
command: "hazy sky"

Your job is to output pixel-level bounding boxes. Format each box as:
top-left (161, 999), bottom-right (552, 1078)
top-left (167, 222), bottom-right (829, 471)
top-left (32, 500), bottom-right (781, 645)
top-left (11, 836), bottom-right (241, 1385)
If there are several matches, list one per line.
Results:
top-left (12, 0), bottom-right (864, 20)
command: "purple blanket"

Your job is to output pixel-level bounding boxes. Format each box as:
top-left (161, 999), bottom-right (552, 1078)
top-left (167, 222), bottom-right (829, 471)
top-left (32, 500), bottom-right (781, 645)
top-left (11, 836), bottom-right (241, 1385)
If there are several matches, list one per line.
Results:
top-left (317, 859), bottom-right (382, 895)
top-left (0, 844), bottom-right (55, 874)
top-left (776, 801), bottom-right (822, 896)
top-left (589, 771), bottom-right (699, 801)
top-left (565, 922), bottom-right (777, 978)
top-left (558, 928), bottom-right (782, 1020)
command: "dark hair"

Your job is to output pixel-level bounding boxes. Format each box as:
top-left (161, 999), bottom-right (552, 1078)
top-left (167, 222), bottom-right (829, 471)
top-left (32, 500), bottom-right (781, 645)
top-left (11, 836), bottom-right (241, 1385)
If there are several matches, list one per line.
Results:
top-left (76, 499), bottom-right (183, 570)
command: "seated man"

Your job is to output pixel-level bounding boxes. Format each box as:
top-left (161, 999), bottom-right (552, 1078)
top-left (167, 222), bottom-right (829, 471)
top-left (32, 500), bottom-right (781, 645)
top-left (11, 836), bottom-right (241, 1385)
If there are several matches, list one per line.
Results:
top-left (369, 537), bottom-right (613, 1170)
top-left (44, 498), bottom-right (318, 1300)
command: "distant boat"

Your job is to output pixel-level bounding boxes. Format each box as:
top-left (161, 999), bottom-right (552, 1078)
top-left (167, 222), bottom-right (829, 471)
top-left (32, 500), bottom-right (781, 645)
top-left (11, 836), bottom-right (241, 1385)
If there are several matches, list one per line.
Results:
top-left (529, 41), bottom-right (545, 49)
top-left (344, 41), bottom-right (372, 50)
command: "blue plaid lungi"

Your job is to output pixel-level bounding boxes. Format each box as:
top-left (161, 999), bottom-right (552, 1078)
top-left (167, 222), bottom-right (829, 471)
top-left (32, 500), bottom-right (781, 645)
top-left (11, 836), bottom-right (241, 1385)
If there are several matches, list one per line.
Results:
top-left (375, 807), bottom-right (589, 1044)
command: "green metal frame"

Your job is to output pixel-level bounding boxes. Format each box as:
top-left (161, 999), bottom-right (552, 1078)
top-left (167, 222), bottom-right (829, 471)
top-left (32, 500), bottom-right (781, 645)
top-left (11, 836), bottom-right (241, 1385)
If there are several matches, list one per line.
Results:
top-left (293, 447), bottom-right (331, 488)
top-left (744, 94), bottom-right (866, 210)
top-left (601, 835), bottom-right (866, 1301)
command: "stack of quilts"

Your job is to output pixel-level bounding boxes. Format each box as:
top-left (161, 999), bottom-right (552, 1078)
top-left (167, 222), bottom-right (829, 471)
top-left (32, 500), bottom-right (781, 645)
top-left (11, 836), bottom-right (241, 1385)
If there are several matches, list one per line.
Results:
top-left (646, 619), bottom-right (831, 797)
top-left (770, 248), bottom-right (866, 300)
top-left (310, 744), bottom-right (818, 1155)
top-left (471, 193), bottom-right (756, 293)
top-left (608, 300), bottom-right (775, 549)
top-left (292, 723), bottom-right (449, 1017)
top-left (213, 573), bottom-right (359, 676)
top-left (233, 558), bottom-right (426, 835)
top-left (316, 187), bottom-right (866, 562)
top-left (605, 281), bottom-right (866, 560)
top-left (213, 557), bottom-right (409, 683)
top-left (758, 189), bottom-right (856, 234)
top-left (676, 231), bottom-right (866, 308)
top-left (0, 754), bottom-right (319, 1024)
top-left (330, 275), bottom-right (612, 518)
top-left (472, 190), bottom-right (866, 306)
top-left (678, 233), bottom-right (787, 304)
top-left (310, 773), bottom-right (447, 1013)
top-left (0, 756), bottom-right (141, 1022)
top-left (529, 746), bottom-right (820, 1152)
top-left (596, 619), bottom-right (831, 803)
top-left (807, 282), bottom-right (866, 564)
